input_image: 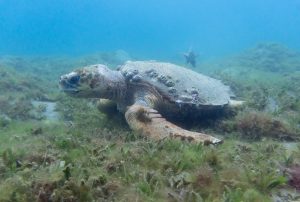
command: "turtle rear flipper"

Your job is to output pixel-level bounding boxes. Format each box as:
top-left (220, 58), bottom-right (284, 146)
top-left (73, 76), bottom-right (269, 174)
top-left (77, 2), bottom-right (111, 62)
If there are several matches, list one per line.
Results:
top-left (125, 104), bottom-right (222, 145)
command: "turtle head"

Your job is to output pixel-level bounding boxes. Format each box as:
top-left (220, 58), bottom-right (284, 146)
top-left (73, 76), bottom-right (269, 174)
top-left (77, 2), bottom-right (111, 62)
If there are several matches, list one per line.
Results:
top-left (60, 64), bottom-right (125, 99)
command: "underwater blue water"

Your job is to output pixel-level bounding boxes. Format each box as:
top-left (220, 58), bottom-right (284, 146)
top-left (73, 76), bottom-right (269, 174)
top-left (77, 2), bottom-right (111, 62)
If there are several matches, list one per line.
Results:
top-left (0, 0), bottom-right (300, 59)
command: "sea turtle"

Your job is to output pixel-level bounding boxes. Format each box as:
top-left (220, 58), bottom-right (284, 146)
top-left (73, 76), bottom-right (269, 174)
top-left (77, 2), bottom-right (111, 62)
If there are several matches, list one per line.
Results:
top-left (59, 61), bottom-right (241, 145)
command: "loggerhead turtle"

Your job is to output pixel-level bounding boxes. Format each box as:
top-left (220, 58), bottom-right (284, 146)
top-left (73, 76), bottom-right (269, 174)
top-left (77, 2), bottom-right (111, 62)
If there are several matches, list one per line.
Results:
top-left (59, 61), bottom-right (241, 145)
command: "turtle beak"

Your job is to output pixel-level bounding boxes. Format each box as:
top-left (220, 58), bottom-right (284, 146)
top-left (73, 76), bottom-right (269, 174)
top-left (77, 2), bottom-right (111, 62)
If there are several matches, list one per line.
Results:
top-left (59, 72), bottom-right (81, 94)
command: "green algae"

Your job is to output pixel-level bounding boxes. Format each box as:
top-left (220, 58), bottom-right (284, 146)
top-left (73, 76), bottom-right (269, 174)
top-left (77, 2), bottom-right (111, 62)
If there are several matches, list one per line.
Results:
top-left (0, 120), bottom-right (296, 201)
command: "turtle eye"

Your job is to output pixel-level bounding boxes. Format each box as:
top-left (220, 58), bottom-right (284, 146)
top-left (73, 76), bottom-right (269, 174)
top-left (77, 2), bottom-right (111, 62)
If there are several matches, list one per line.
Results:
top-left (69, 75), bottom-right (80, 84)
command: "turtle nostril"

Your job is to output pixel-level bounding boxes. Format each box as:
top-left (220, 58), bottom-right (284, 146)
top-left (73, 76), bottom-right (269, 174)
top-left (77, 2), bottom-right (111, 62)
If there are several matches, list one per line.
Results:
top-left (60, 76), bottom-right (67, 83)
top-left (59, 77), bottom-right (65, 84)
top-left (59, 79), bottom-right (67, 86)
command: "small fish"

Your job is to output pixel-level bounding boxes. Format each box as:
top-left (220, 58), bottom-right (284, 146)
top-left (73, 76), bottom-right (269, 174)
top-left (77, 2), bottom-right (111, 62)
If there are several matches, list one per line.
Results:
top-left (183, 49), bottom-right (197, 68)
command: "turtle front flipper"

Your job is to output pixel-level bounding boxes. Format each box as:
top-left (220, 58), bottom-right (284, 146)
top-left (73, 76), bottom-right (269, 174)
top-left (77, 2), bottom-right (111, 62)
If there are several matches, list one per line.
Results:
top-left (97, 99), bottom-right (118, 114)
top-left (125, 104), bottom-right (222, 145)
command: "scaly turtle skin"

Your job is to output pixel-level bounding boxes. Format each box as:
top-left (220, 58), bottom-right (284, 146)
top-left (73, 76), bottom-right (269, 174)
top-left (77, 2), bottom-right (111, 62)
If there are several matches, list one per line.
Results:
top-left (59, 61), bottom-right (239, 144)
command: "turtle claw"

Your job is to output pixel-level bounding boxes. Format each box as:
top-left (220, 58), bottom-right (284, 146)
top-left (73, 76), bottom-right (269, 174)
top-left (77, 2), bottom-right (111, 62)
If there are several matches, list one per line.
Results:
top-left (187, 133), bottom-right (223, 145)
top-left (207, 137), bottom-right (223, 145)
top-left (214, 139), bottom-right (223, 145)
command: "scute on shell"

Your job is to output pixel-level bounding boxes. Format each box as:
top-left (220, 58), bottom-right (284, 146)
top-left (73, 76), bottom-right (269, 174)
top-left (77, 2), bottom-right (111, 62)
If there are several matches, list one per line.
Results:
top-left (120, 61), bottom-right (231, 107)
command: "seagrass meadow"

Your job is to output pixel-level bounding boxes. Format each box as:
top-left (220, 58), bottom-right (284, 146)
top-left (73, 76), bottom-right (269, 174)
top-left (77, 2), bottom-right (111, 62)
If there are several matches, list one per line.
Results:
top-left (0, 43), bottom-right (299, 201)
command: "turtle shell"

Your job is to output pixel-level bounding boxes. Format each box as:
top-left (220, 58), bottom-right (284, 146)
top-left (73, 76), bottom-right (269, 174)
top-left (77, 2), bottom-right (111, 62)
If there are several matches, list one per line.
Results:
top-left (120, 61), bottom-right (231, 107)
